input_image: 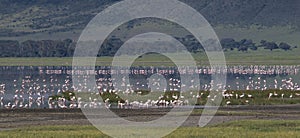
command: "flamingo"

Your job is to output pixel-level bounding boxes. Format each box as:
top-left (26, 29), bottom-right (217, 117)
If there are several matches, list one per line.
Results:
top-left (268, 93), bottom-right (273, 99)
top-left (239, 93), bottom-right (245, 98)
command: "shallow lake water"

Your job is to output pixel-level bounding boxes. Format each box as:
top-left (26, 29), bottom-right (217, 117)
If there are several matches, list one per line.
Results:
top-left (0, 65), bottom-right (299, 108)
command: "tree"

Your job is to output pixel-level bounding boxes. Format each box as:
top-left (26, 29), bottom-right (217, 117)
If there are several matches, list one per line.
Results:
top-left (260, 40), bottom-right (267, 47)
top-left (0, 40), bottom-right (19, 57)
top-left (263, 42), bottom-right (278, 51)
top-left (21, 40), bottom-right (41, 57)
top-left (221, 38), bottom-right (239, 50)
top-left (279, 42), bottom-right (291, 51)
top-left (238, 45), bottom-right (248, 52)
top-left (239, 39), bottom-right (257, 51)
top-left (250, 46), bottom-right (258, 51)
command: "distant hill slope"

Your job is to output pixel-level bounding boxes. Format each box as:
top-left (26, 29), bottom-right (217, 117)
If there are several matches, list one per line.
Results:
top-left (0, 0), bottom-right (300, 40)
top-left (182, 0), bottom-right (300, 26)
top-left (0, 0), bottom-right (119, 37)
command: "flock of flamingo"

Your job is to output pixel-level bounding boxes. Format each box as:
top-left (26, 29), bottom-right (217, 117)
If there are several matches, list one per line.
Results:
top-left (0, 65), bottom-right (299, 109)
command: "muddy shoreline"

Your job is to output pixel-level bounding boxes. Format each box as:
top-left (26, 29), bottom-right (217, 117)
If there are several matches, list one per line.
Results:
top-left (1, 104), bottom-right (300, 129)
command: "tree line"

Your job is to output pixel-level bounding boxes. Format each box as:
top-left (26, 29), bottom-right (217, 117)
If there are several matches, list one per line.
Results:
top-left (0, 37), bottom-right (296, 57)
top-left (0, 39), bottom-right (75, 57)
top-left (221, 38), bottom-right (296, 52)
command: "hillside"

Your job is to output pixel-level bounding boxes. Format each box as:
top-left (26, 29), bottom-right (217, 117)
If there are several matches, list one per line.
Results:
top-left (182, 0), bottom-right (300, 27)
top-left (0, 0), bottom-right (300, 44)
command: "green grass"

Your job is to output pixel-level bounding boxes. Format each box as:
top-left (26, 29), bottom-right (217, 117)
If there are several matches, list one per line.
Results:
top-left (0, 125), bottom-right (106, 138)
top-left (167, 120), bottom-right (300, 138)
top-left (223, 47), bottom-right (300, 65)
top-left (1, 47), bottom-right (300, 66)
top-left (2, 120), bottom-right (300, 138)
top-left (215, 25), bottom-right (300, 46)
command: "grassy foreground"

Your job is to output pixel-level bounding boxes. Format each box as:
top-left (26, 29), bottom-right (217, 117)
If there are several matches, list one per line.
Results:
top-left (1, 120), bottom-right (300, 138)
